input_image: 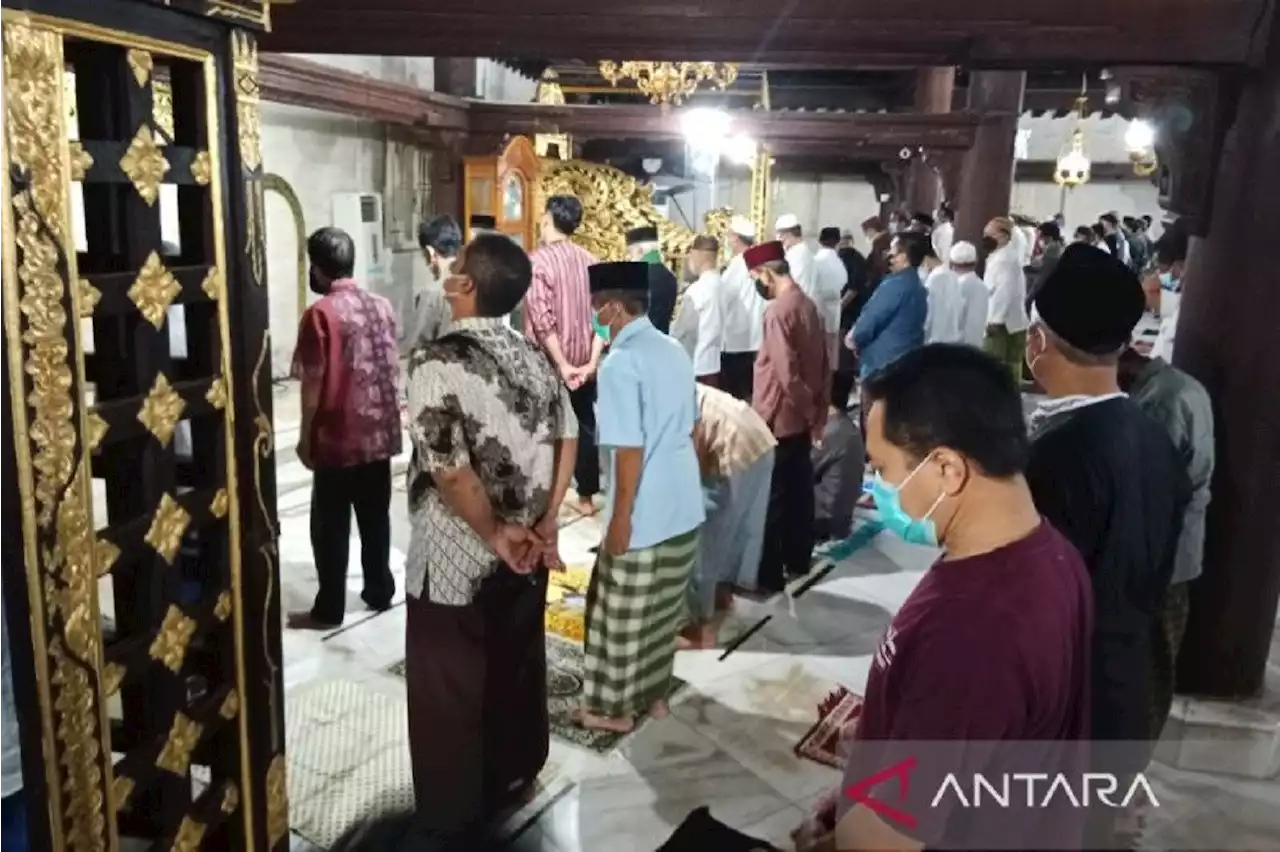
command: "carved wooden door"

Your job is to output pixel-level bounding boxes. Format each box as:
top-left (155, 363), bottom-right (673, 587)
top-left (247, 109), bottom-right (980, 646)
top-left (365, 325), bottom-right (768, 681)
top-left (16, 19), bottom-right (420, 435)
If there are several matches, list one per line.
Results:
top-left (1, 2), bottom-right (285, 850)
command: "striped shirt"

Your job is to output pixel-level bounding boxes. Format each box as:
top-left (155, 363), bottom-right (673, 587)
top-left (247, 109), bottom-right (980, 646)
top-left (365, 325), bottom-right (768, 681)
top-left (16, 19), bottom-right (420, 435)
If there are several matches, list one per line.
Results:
top-left (524, 239), bottom-right (597, 368)
top-left (695, 384), bottom-right (777, 480)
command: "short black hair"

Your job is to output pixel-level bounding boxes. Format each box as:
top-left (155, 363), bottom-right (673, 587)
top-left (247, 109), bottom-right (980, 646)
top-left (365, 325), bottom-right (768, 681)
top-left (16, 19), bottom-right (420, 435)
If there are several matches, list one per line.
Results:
top-left (1038, 221), bottom-right (1062, 242)
top-left (307, 226), bottom-right (356, 280)
top-left (893, 233), bottom-right (929, 268)
top-left (1074, 225), bottom-right (1095, 241)
top-left (419, 214), bottom-right (462, 257)
top-left (1154, 229), bottom-right (1189, 265)
top-left (911, 212), bottom-right (935, 230)
top-left (1142, 214), bottom-right (1153, 227)
top-left (863, 343), bottom-right (1028, 478)
top-left (1099, 212), bottom-right (1119, 227)
top-left (545, 194), bottom-right (583, 236)
top-left (593, 288), bottom-right (649, 316)
top-left (462, 233), bottom-right (532, 317)
top-left (937, 202), bottom-right (954, 222)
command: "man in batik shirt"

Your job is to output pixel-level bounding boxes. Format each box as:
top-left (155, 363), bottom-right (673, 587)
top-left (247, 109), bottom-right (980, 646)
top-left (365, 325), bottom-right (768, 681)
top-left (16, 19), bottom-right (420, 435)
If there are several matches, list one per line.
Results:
top-left (404, 234), bottom-right (578, 838)
top-left (289, 227), bottom-right (402, 629)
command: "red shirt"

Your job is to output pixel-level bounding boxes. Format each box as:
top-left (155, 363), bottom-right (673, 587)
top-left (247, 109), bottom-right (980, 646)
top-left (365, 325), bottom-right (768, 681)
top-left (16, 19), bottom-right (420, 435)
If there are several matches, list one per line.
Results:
top-left (752, 286), bottom-right (829, 439)
top-left (291, 280), bottom-right (402, 467)
top-left (841, 521), bottom-right (1093, 849)
top-left (524, 239), bottom-right (597, 368)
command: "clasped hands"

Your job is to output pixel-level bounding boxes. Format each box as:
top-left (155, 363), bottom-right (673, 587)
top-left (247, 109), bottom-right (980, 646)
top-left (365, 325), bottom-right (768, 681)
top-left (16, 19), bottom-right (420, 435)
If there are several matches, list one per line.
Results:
top-left (488, 513), bottom-right (564, 574)
top-left (559, 361), bottom-right (596, 391)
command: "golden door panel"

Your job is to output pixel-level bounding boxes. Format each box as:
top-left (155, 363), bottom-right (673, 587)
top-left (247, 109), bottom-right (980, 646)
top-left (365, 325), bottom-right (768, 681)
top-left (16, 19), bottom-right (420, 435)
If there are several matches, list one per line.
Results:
top-left (2, 10), bottom-right (261, 851)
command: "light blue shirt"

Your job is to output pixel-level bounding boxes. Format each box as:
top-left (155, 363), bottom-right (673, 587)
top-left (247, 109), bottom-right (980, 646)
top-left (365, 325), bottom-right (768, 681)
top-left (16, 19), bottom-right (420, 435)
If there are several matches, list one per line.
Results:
top-left (596, 316), bottom-right (705, 550)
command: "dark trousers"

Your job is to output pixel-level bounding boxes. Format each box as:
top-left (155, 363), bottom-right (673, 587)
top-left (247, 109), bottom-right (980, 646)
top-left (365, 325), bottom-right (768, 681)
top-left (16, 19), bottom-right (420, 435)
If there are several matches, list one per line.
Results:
top-left (568, 379), bottom-right (600, 499)
top-left (720, 351), bottom-right (756, 402)
top-left (407, 568), bottom-right (550, 834)
top-left (309, 458), bottom-right (394, 625)
top-left (1149, 581), bottom-right (1192, 740)
top-left (1, 792), bottom-right (25, 852)
top-left (758, 434), bottom-right (816, 592)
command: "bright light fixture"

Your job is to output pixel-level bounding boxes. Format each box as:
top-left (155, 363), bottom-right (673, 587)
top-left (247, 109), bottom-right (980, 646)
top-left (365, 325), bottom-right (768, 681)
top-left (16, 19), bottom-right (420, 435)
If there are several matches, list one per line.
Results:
top-left (1124, 119), bottom-right (1156, 153)
top-left (723, 134), bottom-right (758, 166)
top-left (680, 107), bottom-right (732, 149)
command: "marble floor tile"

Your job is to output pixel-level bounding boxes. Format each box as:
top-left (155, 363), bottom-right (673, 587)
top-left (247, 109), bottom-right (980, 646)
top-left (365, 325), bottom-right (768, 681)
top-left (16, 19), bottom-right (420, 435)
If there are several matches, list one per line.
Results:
top-left (814, 569), bottom-right (927, 615)
top-left (715, 585), bottom-right (893, 659)
top-left (865, 533), bottom-right (940, 576)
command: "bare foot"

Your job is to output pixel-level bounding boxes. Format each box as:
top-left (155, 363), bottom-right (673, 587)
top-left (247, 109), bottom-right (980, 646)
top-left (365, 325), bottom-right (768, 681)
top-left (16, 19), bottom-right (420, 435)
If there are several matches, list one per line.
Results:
top-left (677, 623), bottom-right (718, 650)
top-left (570, 708), bottom-right (635, 733)
top-left (648, 699), bottom-right (670, 719)
top-left (286, 611), bottom-right (341, 631)
top-left (571, 496), bottom-right (598, 517)
top-left (714, 584), bottom-right (736, 613)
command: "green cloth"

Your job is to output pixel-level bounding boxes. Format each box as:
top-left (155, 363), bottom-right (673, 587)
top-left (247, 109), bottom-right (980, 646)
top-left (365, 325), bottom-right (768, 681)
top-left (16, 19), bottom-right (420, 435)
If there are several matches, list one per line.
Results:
top-left (984, 327), bottom-right (1027, 385)
top-left (641, 248), bottom-right (663, 265)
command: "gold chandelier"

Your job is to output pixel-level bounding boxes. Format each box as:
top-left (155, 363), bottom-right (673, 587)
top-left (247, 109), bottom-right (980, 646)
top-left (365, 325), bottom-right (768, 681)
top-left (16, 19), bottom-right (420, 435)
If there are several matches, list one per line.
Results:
top-left (598, 60), bottom-right (739, 106)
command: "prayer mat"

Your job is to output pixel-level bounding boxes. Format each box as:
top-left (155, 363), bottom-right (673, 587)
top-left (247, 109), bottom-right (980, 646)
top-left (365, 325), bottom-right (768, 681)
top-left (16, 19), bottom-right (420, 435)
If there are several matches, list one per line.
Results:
top-left (658, 806), bottom-right (780, 852)
top-left (545, 564), bottom-right (591, 642)
top-left (793, 686), bottom-right (863, 769)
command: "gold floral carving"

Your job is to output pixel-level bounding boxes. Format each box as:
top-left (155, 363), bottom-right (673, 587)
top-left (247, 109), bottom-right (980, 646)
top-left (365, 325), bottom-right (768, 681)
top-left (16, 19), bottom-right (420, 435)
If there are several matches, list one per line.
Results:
top-left (68, 141), bottom-right (93, 181)
top-left (125, 49), bottom-right (152, 87)
top-left (213, 591), bottom-right (233, 622)
top-left (129, 251), bottom-right (181, 328)
top-left (85, 409), bottom-right (108, 452)
top-left (265, 754), bottom-right (289, 848)
top-left (144, 494), bottom-right (191, 564)
top-left (94, 537), bottom-right (120, 577)
top-left (205, 375), bottom-right (228, 410)
top-left (77, 278), bottom-right (101, 317)
top-left (149, 604), bottom-right (196, 673)
top-left (191, 150), bottom-right (212, 186)
top-left (200, 266), bottom-right (223, 301)
top-left (101, 662), bottom-right (125, 696)
top-left (219, 688), bottom-right (240, 720)
top-left (151, 78), bottom-right (174, 144)
top-left (5, 20), bottom-right (112, 851)
top-left (137, 373), bottom-right (186, 447)
top-left (220, 782), bottom-right (240, 815)
top-left (171, 816), bottom-right (206, 852)
top-left (156, 711), bottom-right (203, 776)
top-left (232, 31), bottom-right (261, 172)
top-left (119, 125), bottom-right (170, 206)
top-left (210, 488), bottom-right (229, 519)
top-left (113, 776), bottom-right (135, 811)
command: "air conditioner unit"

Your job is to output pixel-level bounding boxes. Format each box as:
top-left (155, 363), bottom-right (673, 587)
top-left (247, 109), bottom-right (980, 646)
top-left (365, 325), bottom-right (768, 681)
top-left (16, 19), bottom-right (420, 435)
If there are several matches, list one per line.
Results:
top-left (331, 192), bottom-right (386, 285)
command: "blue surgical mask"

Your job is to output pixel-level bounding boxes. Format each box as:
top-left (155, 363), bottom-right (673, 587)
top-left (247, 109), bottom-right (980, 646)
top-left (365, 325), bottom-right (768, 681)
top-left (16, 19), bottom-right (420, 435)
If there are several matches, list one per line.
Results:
top-left (867, 456), bottom-right (946, 547)
top-left (1158, 271), bottom-right (1181, 293)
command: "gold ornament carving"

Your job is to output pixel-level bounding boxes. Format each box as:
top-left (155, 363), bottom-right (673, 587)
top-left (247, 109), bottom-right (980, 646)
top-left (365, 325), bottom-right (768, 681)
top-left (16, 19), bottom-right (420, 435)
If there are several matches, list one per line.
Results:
top-left (85, 409), bottom-right (108, 452)
top-left (210, 488), bottom-right (229, 519)
top-left (77, 278), bottom-right (101, 317)
top-left (137, 373), bottom-right (186, 447)
top-left (101, 662), bottom-right (125, 696)
top-left (144, 494), bottom-right (191, 564)
top-left (265, 754), bottom-right (289, 848)
top-left (149, 605), bottom-right (196, 673)
top-left (129, 251), bottom-right (181, 328)
top-left (200, 266), bottom-right (223, 301)
top-left (68, 141), bottom-right (93, 181)
top-left (191, 150), bottom-right (212, 186)
top-left (598, 60), bottom-right (738, 106)
top-left (5, 20), bottom-right (113, 851)
top-left (119, 125), bottom-right (170, 206)
top-left (207, 0), bottom-right (272, 28)
top-left (219, 688), bottom-right (240, 720)
top-left (232, 31), bottom-right (261, 172)
top-left (151, 78), bottom-right (174, 144)
top-left (205, 375), bottom-right (228, 410)
top-left (220, 782), bottom-right (240, 815)
top-left (126, 49), bottom-right (152, 87)
top-left (214, 591), bottom-right (233, 622)
top-left (94, 537), bottom-right (120, 577)
top-left (170, 816), bottom-right (206, 852)
top-left (245, 177), bottom-right (265, 285)
top-left (156, 711), bottom-right (203, 776)
top-left (113, 776), bottom-right (135, 811)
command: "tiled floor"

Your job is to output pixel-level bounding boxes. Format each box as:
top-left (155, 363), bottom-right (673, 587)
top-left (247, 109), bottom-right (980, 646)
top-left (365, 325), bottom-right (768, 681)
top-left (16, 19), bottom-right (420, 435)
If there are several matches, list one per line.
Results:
top-left (266, 381), bottom-right (1280, 851)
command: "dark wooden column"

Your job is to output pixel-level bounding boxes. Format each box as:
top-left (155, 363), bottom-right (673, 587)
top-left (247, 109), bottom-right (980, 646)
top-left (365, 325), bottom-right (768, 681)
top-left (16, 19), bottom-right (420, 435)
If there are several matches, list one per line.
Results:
top-left (1174, 58), bottom-right (1280, 698)
top-left (906, 67), bottom-right (954, 214)
top-left (955, 71), bottom-right (1025, 246)
top-left (434, 57), bottom-right (476, 98)
top-left (431, 58), bottom-right (475, 218)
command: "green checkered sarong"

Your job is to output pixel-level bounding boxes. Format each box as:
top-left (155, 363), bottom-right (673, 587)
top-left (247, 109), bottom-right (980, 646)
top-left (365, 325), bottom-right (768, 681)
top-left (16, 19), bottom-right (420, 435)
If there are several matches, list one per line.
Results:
top-left (581, 527), bottom-right (699, 717)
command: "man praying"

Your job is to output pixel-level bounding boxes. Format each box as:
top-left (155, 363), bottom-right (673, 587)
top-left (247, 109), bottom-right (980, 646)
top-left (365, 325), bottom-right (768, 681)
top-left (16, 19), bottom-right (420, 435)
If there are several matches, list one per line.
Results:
top-left (625, 225), bottom-right (678, 333)
top-left (683, 234), bottom-right (726, 386)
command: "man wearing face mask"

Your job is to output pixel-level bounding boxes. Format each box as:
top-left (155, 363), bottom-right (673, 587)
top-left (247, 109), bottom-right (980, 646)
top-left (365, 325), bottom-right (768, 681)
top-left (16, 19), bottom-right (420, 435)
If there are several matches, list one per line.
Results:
top-left (289, 227), bottom-right (402, 629)
top-left (747, 241), bottom-right (829, 591)
top-left (1149, 228), bottom-right (1187, 363)
top-left (625, 226), bottom-right (678, 334)
top-left (846, 232), bottom-right (928, 382)
top-left (416, 214), bottom-right (462, 348)
top-left (981, 216), bottom-right (1030, 383)
top-left (796, 343), bottom-right (1092, 852)
top-left (1024, 244), bottom-right (1188, 844)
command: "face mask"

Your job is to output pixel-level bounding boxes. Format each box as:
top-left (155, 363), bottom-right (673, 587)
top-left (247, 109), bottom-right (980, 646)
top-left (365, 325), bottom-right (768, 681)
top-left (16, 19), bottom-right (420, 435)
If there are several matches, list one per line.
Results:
top-left (867, 456), bottom-right (946, 547)
top-left (308, 268), bottom-right (328, 296)
top-left (754, 279), bottom-right (772, 301)
top-left (1158, 271), bottom-right (1181, 293)
top-left (1024, 326), bottom-right (1046, 377)
top-left (591, 306), bottom-right (614, 342)
top-left (982, 236), bottom-right (999, 253)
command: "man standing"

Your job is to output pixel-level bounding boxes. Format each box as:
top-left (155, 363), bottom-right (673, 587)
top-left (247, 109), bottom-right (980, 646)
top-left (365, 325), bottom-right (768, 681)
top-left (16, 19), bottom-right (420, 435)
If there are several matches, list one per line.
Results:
top-left (1150, 229), bottom-right (1188, 363)
top-left (1024, 245), bottom-right (1188, 842)
top-left (981, 216), bottom-right (1031, 383)
top-left (847, 233), bottom-right (928, 381)
top-left (404, 234), bottom-right (578, 835)
top-left (813, 227), bottom-right (850, 366)
top-left (625, 225), bottom-right (678, 333)
top-left (748, 241), bottom-right (830, 591)
top-left (1028, 220), bottom-right (1066, 311)
top-left (415, 214), bottom-right (461, 347)
top-left (290, 227), bottom-right (402, 629)
top-left (921, 242), bottom-right (963, 344)
top-left (685, 384), bottom-right (776, 647)
top-left (1099, 212), bottom-right (1131, 266)
top-left (683, 235), bottom-right (725, 385)
top-left (526, 194), bottom-right (604, 517)
top-left (949, 241), bottom-right (990, 349)
top-left (932, 202), bottom-right (955, 262)
top-left (577, 261), bottom-right (704, 733)
top-left (719, 215), bottom-right (766, 401)
top-left (775, 213), bottom-right (816, 299)
top-left (1117, 345), bottom-right (1214, 738)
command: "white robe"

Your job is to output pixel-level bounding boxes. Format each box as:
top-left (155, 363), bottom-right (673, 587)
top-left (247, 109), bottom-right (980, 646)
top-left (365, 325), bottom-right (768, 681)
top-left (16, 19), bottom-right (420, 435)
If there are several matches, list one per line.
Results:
top-left (686, 270), bottom-right (725, 377)
top-left (812, 247), bottom-right (849, 336)
top-left (720, 253), bottom-right (767, 353)
top-left (923, 264), bottom-right (964, 344)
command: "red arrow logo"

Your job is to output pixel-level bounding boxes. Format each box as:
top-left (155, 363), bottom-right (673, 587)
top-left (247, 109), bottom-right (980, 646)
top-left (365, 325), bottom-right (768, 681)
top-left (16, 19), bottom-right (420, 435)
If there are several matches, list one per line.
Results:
top-left (843, 756), bottom-right (919, 829)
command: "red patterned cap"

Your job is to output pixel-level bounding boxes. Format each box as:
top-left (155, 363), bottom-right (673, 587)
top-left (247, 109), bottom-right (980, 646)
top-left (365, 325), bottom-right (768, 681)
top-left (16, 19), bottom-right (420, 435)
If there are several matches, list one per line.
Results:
top-left (742, 240), bottom-right (785, 270)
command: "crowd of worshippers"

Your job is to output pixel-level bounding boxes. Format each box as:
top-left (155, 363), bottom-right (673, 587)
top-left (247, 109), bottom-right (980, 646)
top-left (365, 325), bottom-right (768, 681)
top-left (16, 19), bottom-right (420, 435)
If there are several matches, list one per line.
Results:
top-left (283, 191), bottom-right (1211, 850)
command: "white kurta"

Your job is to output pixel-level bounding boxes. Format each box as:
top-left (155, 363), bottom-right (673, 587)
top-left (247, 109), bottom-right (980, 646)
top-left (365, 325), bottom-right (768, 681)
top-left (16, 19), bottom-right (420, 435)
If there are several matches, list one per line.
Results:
top-left (812, 247), bottom-right (849, 335)
top-left (686, 270), bottom-right (725, 377)
top-left (720, 253), bottom-right (767, 353)
top-left (923, 264), bottom-right (964, 344)
top-left (670, 296), bottom-right (700, 362)
top-left (932, 221), bottom-right (954, 266)
top-left (785, 241), bottom-right (817, 301)
top-left (985, 244), bottom-right (1030, 333)
top-left (956, 271), bottom-right (990, 347)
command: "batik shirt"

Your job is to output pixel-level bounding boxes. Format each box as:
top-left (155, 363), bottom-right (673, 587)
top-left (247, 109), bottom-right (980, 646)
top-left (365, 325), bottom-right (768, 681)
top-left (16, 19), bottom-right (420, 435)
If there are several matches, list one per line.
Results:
top-left (405, 316), bottom-right (578, 605)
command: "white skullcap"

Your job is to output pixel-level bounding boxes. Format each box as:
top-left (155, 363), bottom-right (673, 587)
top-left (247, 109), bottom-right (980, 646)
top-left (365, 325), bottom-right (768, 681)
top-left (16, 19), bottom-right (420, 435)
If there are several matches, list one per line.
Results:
top-left (729, 215), bottom-right (756, 239)
top-left (774, 213), bottom-right (801, 230)
top-left (949, 240), bottom-right (978, 265)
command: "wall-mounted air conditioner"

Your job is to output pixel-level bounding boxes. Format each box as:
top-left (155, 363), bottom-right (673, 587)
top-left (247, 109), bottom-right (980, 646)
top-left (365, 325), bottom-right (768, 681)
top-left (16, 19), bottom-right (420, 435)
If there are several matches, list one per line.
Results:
top-left (331, 192), bottom-right (387, 287)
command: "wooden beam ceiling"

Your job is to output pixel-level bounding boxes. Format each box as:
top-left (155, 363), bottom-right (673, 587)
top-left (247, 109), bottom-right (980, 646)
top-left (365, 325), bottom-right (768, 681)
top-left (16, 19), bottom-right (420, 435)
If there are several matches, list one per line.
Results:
top-left (264, 0), bottom-right (1276, 67)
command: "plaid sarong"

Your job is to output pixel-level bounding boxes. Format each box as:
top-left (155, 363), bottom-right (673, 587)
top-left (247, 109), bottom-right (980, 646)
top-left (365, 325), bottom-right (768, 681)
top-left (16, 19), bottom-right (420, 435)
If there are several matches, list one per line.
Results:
top-left (582, 527), bottom-right (699, 717)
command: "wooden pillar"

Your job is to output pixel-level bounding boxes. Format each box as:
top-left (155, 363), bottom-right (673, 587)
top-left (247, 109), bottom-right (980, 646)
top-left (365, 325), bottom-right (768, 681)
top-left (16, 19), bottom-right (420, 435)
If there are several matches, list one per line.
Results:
top-left (955, 71), bottom-right (1025, 246)
top-left (433, 57), bottom-right (477, 98)
top-left (431, 59), bottom-right (476, 219)
top-left (906, 67), bottom-right (954, 214)
top-left (1175, 58), bottom-right (1280, 698)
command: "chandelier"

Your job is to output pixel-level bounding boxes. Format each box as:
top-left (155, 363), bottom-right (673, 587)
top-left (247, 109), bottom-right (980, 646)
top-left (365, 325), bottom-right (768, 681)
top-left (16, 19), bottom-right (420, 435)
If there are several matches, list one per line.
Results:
top-left (1054, 89), bottom-right (1093, 189)
top-left (598, 60), bottom-right (739, 106)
